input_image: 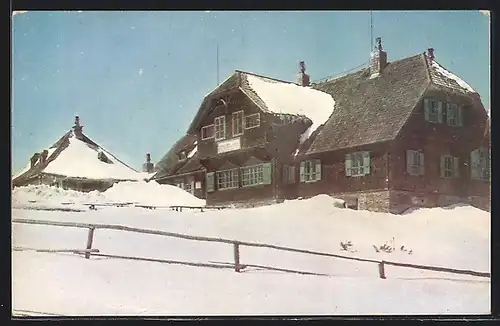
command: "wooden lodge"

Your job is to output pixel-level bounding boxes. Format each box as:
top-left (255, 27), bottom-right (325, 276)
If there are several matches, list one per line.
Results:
top-left (154, 40), bottom-right (490, 213)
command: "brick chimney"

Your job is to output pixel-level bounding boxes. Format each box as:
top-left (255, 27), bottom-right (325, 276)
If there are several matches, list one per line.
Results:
top-left (72, 116), bottom-right (83, 139)
top-left (296, 61), bottom-right (310, 87)
top-left (370, 37), bottom-right (388, 76)
top-left (427, 48), bottom-right (435, 61)
top-left (143, 153), bottom-right (154, 173)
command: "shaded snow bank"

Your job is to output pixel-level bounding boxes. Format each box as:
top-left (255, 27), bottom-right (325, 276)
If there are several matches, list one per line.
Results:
top-left (103, 181), bottom-right (205, 207)
top-left (12, 181), bottom-right (205, 208)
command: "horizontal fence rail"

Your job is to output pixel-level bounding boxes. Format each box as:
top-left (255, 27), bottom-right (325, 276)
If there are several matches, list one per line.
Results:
top-left (12, 218), bottom-right (491, 279)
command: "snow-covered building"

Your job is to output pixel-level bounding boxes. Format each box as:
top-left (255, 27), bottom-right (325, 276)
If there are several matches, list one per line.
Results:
top-left (155, 39), bottom-right (490, 212)
top-left (12, 116), bottom-right (145, 192)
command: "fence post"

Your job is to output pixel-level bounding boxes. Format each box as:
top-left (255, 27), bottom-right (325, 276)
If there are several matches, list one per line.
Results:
top-left (85, 227), bottom-right (95, 259)
top-left (233, 242), bottom-right (241, 272)
top-left (378, 261), bottom-right (386, 279)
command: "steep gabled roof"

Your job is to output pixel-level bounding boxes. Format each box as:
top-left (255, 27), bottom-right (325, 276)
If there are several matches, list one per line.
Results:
top-left (426, 57), bottom-right (477, 94)
top-left (187, 71), bottom-right (335, 140)
top-left (304, 53), bottom-right (432, 154)
top-left (13, 130), bottom-right (141, 183)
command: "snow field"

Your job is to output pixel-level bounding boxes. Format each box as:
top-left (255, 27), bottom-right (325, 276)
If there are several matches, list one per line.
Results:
top-left (11, 188), bottom-right (490, 315)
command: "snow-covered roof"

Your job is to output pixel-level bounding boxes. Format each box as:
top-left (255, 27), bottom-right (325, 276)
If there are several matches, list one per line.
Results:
top-left (13, 147), bottom-right (59, 179)
top-left (41, 134), bottom-right (142, 181)
top-left (244, 74), bottom-right (336, 142)
top-left (429, 59), bottom-right (476, 94)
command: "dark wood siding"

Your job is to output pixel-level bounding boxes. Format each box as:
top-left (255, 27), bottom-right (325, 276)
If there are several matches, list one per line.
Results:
top-left (391, 89), bottom-right (489, 198)
top-left (197, 90), bottom-right (271, 158)
top-left (297, 142), bottom-right (390, 199)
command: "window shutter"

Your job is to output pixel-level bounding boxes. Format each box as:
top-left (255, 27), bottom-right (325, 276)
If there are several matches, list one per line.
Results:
top-left (223, 116), bottom-right (227, 139)
top-left (453, 157), bottom-right (460, 178)
top-left (363, 151), bottom-right (371, 175)
top-left (345, 154), bottom-right (352, 177)
top-left (419, 152), bottom-right (425, 175)
top-left (406, 150), bottom-right (413, 175)
top-left (424, 99), bottom-right (430, 122)
top-left (206, 172), bottom-right (215, 192)
top-left (470, 149), bottom-right (479, 180)
top-left (437, 101), bottom-right (443, 123)
top-left (457, 106), bottom-right (463, 127)
top-left (300, 161), bottom-right (306, 182)
top-left (440, 156), bottom-right (446, 178)
top-left (262, 162), bottom-right (272, 185)
top-left (315, 159), bottom-right (322, 181)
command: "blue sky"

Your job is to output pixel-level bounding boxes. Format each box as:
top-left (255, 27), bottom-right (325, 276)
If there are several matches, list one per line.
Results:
top-left (11, 10), bottom-right (489, 173)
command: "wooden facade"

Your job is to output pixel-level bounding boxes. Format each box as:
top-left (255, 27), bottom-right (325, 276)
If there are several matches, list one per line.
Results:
top-left (156, 47), bottom-right (490, 213)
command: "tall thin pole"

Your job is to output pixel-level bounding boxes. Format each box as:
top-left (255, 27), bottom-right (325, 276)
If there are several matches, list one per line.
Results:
top-left (216, 43), bottom-right (220, 85)
top-left (370, 11), bottom-right (373, 51)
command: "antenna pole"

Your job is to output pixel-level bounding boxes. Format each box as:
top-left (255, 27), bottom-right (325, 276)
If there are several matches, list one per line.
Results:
top-left (370, 11), bottom-right (373, 50)
top-left (216, 43), bottom-right (220, 85)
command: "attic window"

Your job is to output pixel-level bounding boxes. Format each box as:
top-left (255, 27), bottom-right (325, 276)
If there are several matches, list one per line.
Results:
top-left (179, 151), bottom-right (187, 161)
top-left (245, 113), bottom-right (260, 129)
top-left (201, 124), bottom-right (215, 140)
top-left (98, 151), bottom-right (113, 164)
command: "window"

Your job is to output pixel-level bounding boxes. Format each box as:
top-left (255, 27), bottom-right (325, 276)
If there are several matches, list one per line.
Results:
top-left (440, 155), bottom-right (459, 179)
top-left (471, 148), bottom-right (490, 181)
top-left (245, 113), bottom-right (260, 129)
top-left (406, 150), bottom-right (425, 176)
top-left (240, 163), bottom-right (272, 187)
top-left (446, 103), bottom-right (463, 127)
top-left (201, 124), bottom-right (215, 140)
top-left (283, 165), bottom-right (296, 184)
top-left (232, 111), bottom-right (244, 136)
top-left (345, 152), bottom-right (371, 177)
top-left (300, 160), bottom-right (322, 183)
top-left (424, 99), bottom-right (443, 124)
top-left (178, 151), bottom-right (187, 161)
top-left (214, 116), bottom-right (226, 141)
top-left (216, 168), bottom-right (239, 190)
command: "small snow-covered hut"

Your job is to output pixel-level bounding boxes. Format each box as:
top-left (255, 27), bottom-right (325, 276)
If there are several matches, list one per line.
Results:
top-left (12, 117), bottom-right (144, 192)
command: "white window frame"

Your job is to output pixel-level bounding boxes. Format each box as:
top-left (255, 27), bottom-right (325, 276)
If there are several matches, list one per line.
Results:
top-left (442, 155), bottom-right (458, 179)
top-left (232, 111), bottom-right (244, 137)
top-left (245, 113), bottom-right (260, 130)
top-left (241, 164), bottom-right (264, 187)
top-left (201, 124), bottom-right (215, 140)
top-left (406, 150), bottom-right (424, 176)
top-left (302, 160), bottom-right (320, 182)
top-left (216, 168), bottom-right (239, 190)
top-left (350, 152), bottom-right (365, 177)
top-left (447, 103), bottom-right (462, 127)
top-left (214, 116), bottom-right (226, 141)
top-left (425, 99), bottom-right (442, 124)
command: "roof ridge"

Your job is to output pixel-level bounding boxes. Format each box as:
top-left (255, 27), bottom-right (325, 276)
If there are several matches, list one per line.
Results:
top-left (315, 52), bottom-right (426, 85)
top-left (235, 70), bottom-right (292, 84)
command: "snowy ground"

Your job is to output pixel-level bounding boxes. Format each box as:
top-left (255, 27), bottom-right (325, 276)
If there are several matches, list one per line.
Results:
top-left (11, 188), bottom-right (490, 316)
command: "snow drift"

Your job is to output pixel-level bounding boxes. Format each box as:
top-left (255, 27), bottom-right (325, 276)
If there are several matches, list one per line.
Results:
top-left (11, 180), bottom-right (205, 209)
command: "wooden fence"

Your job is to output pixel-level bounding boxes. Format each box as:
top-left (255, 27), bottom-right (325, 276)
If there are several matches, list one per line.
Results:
top-left (12, 218), bottom-right (491, 279)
